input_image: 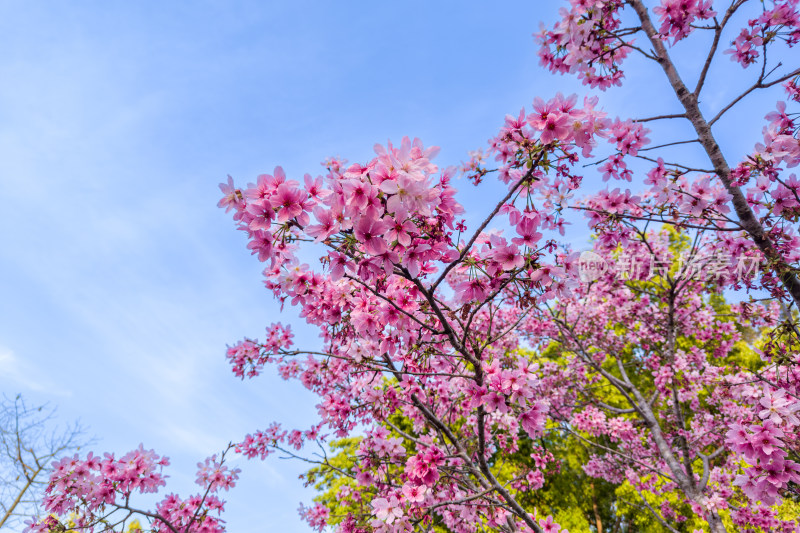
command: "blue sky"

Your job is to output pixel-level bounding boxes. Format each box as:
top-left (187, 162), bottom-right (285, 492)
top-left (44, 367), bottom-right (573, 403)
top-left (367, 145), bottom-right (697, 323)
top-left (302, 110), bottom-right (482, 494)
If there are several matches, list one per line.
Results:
top-left (0, 1), bottom-right (791, 532)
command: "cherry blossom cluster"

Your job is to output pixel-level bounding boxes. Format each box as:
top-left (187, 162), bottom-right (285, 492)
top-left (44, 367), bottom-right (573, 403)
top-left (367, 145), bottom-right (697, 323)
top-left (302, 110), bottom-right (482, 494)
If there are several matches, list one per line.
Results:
top-left (225, 323), bottom-right (293, 378)
top-left (653, 0), bottom-right (716, 43)
top-left (725, 0), bottom-right (800, 67)
top-left (541, 0), bottom-right (799, 85)
top-left (727, 382), bottom-right (800, 500)
top-left (25, 445), bottom-right (239, 533)
top-left (536, 0), bottom-right (628, 89)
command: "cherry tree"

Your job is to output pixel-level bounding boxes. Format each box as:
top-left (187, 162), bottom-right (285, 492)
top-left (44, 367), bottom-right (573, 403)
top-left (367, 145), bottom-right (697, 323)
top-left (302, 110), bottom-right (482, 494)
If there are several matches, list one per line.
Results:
top-left (215, 1), bottom-right (800, 530)
top-left (30, 1), bottom-right (800, 532)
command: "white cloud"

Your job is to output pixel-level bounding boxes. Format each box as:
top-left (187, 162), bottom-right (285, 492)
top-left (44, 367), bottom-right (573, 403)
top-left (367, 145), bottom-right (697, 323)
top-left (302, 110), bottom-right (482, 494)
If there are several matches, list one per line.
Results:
top-left (0, 346), bottom-right (68, 395)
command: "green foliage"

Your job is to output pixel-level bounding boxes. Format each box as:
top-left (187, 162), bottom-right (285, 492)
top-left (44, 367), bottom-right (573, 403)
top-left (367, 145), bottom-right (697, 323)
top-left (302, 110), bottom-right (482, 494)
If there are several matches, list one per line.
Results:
top-left (508, 431), bottom-right (619, 532)
top-left (303, 437), bottom-right (364, 527)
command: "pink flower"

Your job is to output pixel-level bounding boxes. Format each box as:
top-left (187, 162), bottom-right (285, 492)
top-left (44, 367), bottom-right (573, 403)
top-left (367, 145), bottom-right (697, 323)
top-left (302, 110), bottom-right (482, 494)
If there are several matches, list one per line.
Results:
top-left (402, 244), bottom-right (431, 278)
top-left (750, 420), bottom-right (784, 460)
top-left (195, 455), bottom-right (241, 492)
top-left (726, 423), bottom-right (755, 456)
top-left (513, 217), bottom-right (543, 247)
top-left (384, 217), bottom-right (415, 247)
top-left (484, 392), bottom-right (509, 414)
top-left (245, 199), bottom-right (275, 232)
top-left (405, 452), bottom-right (440, 486)
top-left (725, 27), bottom-right (763, 67)
top-left (759, 389), bottom-right (800, 426)
top-left (217, 175), bottom-right (243, 212)
top-left (520, 401), bottom-right (549, 438)
top-left (306, 207), bottom-right (339, 242)
top-left (456, 277), bottom-right (488, 304)
top-left (538, 112), bottom-right (571, 144)
top-left (492, 244), bottom-right (525, 271)
top-left (304, 173), bottom-right (326, 200)
top-left (371, 496), bottom-right (403, 523)
top-left (401, 483), bottom-right (427, 503)
top-left (353, 217), bottom-right (389, 256)
top-left (270, 183), bottom-right (309, 223)
top-left (538, 515), bottom-right (562, 533)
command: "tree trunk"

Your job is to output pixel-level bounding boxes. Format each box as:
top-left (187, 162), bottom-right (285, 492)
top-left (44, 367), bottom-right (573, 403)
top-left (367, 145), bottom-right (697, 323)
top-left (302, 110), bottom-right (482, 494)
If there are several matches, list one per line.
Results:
top-left (590, 480), bottom-right (604, 533)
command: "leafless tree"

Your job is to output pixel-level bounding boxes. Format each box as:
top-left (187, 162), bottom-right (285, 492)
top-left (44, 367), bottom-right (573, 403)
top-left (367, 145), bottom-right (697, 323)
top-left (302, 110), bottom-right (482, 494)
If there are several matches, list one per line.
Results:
top-left (0, 395), bottom-right (87, 531)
